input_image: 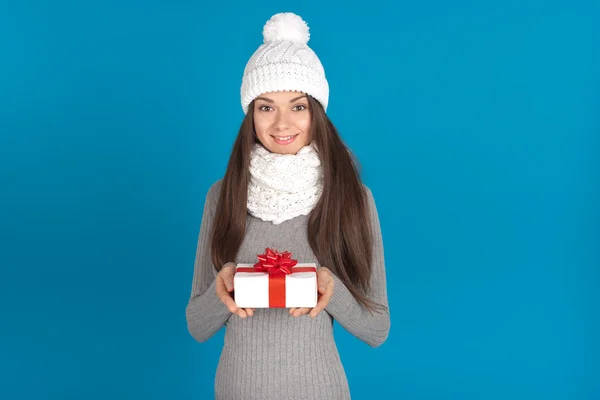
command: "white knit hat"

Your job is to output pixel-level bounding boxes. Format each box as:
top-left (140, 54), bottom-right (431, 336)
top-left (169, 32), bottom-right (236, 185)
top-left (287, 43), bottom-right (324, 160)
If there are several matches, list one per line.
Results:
top-left (240, 12), bottom-right (329, 114)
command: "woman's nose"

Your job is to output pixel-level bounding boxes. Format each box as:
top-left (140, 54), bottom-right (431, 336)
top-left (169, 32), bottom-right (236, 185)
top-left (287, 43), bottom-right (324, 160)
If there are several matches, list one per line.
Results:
top-left (274, 110), bottom-right (291, 129)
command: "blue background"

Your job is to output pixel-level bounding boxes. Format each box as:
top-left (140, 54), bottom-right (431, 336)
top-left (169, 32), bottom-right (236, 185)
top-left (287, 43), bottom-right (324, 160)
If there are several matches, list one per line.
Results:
top-left (1, 1), bottom-right (598, 399)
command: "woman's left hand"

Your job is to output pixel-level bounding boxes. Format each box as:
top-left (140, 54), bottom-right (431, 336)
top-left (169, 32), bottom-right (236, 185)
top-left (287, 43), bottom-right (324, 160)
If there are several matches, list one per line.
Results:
top-left (289, 266), bottom-right (335, 318)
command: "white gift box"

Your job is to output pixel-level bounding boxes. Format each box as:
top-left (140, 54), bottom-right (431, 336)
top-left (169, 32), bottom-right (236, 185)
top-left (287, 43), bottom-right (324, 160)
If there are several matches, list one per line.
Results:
top-left (233, 263), bottom-right (318, 308)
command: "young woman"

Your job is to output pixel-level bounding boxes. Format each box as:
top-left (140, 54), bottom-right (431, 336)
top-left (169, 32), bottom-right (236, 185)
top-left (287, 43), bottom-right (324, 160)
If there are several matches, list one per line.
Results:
top-left (186, 12), bottom-right (390, 400)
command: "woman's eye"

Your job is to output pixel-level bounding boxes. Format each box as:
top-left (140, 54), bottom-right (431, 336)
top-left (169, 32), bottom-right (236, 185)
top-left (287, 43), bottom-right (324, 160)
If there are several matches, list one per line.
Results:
top-left (293, 104), bottom-right (307, 111)
top-left (259, 105), bottom-right (273, 111)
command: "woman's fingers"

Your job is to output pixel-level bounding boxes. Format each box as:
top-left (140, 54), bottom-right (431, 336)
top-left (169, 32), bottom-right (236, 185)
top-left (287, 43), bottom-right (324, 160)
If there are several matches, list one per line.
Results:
top-left (289, 268), bottom-right (336, 318)
top-left (310, 278), bottom-right (334, 318)
top-left (220, 263), bottom-right (235, 292)
top-left (216, 264), bottom-right (256, 317)
top-left (236, 308), bottom-right (248, 318)
top-left (216, 276), bottom-right (238, 314)
top-left (289, 307), bottom-right (311, 317)
top-left (218, 291), bottom-right (238, 314)
top-left (234, 308), bottom-right (256, 318)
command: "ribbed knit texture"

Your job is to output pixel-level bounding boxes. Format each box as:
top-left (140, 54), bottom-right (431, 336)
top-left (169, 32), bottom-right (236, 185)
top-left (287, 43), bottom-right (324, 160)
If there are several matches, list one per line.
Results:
top-left (186, 180), bottom-right (390, 400)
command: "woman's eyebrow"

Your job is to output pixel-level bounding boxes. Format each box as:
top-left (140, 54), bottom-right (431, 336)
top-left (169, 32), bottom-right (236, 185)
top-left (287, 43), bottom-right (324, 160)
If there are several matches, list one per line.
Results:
top-left (255, 96), bottom-right (274, 103)
top-left (290, 95), bottom-right (307, 102)
top-left (255, 95), bottom-right (307, 103)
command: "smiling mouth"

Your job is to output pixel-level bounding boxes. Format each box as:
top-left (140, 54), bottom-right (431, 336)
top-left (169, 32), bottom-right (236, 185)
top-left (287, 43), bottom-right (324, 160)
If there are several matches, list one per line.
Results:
top-left (271, 134), bottom-right (299, 145)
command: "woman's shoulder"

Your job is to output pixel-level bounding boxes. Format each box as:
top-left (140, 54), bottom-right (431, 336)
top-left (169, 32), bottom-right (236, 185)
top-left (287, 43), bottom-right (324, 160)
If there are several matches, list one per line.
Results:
top-left (361, 183), bottom-right (375, 202)
top-left (360, 184), bottom-right (381, 219)
top-left (206, 179), bottom-right (224, 203)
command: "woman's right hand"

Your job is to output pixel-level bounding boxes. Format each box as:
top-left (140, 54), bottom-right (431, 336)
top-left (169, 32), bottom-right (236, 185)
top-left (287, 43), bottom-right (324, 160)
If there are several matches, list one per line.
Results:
top-left (216, 262), bottom-right (254, 318)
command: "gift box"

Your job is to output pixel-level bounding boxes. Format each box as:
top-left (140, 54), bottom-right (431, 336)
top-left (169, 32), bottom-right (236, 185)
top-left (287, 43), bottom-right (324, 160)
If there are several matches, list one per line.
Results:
top-left (233, 248), bottom-right (317, 308)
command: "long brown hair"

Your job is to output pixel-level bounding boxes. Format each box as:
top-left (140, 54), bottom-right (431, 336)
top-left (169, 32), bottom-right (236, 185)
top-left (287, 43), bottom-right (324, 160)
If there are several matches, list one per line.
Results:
top-left (211, 96), bottom-right (383, 312)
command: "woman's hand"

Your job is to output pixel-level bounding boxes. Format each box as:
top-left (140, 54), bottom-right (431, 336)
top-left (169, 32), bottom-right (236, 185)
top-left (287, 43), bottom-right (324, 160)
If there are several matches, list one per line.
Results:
top-left (289, 266), bottom-right (335, 318)
top-left (216, 262), bottom-right (255, 318)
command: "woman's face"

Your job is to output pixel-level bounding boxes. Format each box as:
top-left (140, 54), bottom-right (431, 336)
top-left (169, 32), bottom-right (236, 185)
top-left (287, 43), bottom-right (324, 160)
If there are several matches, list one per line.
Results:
top-left (253, 91), bottom-right (312, 155)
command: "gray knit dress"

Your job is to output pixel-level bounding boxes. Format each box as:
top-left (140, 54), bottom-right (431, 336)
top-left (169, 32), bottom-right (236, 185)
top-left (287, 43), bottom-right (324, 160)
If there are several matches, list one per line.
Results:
top-left (186, 180), bottom-right (390, 399)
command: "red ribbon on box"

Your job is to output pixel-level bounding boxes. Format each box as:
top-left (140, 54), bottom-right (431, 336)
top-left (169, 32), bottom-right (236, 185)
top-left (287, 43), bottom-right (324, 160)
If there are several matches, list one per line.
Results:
top-left (236, 248), bottom-right (316, 308)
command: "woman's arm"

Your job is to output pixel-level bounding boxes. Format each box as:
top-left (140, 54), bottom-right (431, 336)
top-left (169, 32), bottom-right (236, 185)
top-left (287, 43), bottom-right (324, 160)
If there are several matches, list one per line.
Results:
top-left (185, 181), bottom-right (231, 342)
top-left (325, 187), bottom-right (391, 347)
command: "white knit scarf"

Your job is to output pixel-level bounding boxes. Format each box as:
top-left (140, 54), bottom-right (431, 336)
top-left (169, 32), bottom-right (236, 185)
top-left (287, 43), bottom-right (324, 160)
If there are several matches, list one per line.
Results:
top-left (247, 142), bottom-right (324, 224)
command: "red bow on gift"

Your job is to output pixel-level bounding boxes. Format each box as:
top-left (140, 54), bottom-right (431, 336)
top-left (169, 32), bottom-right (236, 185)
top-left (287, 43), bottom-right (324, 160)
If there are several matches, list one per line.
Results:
top-left (253, 248), bottom-right (298, 275)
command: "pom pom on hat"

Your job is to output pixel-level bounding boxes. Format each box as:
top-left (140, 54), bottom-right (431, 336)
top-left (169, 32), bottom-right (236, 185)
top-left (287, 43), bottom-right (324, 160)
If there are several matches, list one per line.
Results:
top-left (262, 12), bottom-right (310, 44)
